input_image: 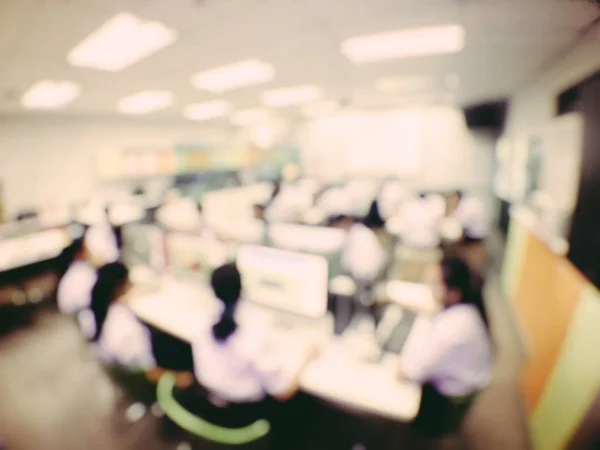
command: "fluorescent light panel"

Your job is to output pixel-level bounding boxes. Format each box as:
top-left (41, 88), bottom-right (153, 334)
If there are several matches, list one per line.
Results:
top-left (230, 108), bottom-right (270, 127)
top-left (21, 80), bottom-right (81, 109)
top-left (262, 85), bottom-right (322, 108)
top-left (342, 25), bottom-right (465, 64)
top-left (301, 100), bottom-right (338, 118)
top-left (184, 101), bottom-right (231, 121)
top-left (68, 12), bottom-right (177, 72)
top-left (117, 90), bottom-right (173, 115)
top-left (191, 59), bottom-right (274, 93)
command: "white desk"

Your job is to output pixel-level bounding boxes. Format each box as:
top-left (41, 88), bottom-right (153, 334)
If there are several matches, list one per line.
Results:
top-left (127, 277), bottom-right (428, 422)
top-left (376, 280), bottom-right (439, 314)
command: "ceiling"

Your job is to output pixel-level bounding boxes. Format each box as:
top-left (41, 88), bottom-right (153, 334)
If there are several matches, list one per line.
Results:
top-left (0, 0), bottom-right (597, 122)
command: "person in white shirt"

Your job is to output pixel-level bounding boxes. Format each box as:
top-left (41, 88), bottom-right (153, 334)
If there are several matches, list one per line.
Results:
top-left (80, 263), bottom-right (156, 370)
top-left (450, 191), bottom-right (488, 242)
top-left (399, 256), bottom-right (492, 437)
top-left (56, 237), bottom-right (98, 315)
top-left (84, 209), bottom-right (120, 267)
top-left (191, 263), bottom-right (316, 444)
top-left (338, 217), bottom-right (387, 284)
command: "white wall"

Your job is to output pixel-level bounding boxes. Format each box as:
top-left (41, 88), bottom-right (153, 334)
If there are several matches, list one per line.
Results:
top-left (296, 106), bottom-right (495, 193)
top-left (0, 117), bottom-right (231, 217)
top-left (506, 27), bottom-right (600, 134)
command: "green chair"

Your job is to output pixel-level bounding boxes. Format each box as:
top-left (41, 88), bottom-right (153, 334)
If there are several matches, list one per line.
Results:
top-left (156, 372), bottom-right (271, 446)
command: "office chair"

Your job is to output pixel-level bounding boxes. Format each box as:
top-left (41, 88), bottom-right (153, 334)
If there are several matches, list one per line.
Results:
top-left (156, 372), bottom-right (270, 446)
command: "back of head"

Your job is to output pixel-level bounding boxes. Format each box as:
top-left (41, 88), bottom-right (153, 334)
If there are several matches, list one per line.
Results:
top-left (210, 263), bottom-right (242, 342)
top-left (89, 262), bottom-right (129, 342)
top-left (441, 256), bottom-right (489, 327)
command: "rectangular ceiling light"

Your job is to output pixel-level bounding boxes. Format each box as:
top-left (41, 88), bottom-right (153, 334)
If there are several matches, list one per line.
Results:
top-left (117, 90), bottom-right (173, 115)
top-left (261, 85), bottom-right (322, 108)
top-left (191, 59), bottom-right (275, 93)
top-left (184, 101), bottom-right (231, 121)
top-left (230, 108), bottom-right (270, 127)
top-left (68, 12), bottom-right (177, 72)
top-left (341, 25), bottom-right (465, 64)
top-left (301, 100), bottom-right (338, 118)
top-left (21, 80), bottom-right (81, 109)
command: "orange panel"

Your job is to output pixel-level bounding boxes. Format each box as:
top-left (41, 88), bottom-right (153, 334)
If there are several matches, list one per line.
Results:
top-left (513, 232), bottom-right (585, 412)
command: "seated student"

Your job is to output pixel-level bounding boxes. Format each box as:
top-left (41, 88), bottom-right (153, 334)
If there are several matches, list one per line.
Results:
top-left (450, 191), bottom-right (488, 242)
top-left (337, 216), bottom-right (387, 285)
top-left (191, 264), bottom-right (317, 447)
top-left (79, 263), bottom-right (156, 370)
top-left (399, 256), bottom-right (493, 436)
top-left (56, 237), bottom-right (98, 315)
top-left (192, 264), bottom-right (315, 405)
top-left (84, 208), bottom-right (120, 267)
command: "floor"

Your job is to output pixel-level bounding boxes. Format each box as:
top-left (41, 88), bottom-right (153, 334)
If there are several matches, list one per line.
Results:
top-left (0, 256), bottom-right (531, 449)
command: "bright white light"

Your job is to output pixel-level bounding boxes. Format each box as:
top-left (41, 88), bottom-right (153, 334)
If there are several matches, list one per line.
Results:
top-left (375, 76), bottom-right (434, 93)
top-left (230, 108), bottom-right (271, 127)
top-left (301, 100), bottom-right (339, 118)
top-left (21, 80), bottom-right (81, 109)
top-left (341, 25), bottom-right (465, 64)
top-left (117, 90), bottom-right (173, 115)
top-left (68, 12), bottom-right (177, 72)
top-left (261, 85), bottom-right (322, 108)
top-left (184, 101), bottom-right (231, 121)
top-left (191, 59), bottom-right (275, 93)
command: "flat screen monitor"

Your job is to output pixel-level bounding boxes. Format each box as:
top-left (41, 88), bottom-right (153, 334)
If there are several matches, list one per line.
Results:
top-left (237, 244), bottom-right (328, 318)
top-left (166, 232), bottom-right (230, 280)
top-left (121, 224), bottom-right (165, 271)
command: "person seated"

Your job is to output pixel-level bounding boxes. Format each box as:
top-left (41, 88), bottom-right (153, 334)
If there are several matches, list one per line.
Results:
top-left (392, 194), bottom-right (445, 250)
top-left (79, 263), bottom-right (156, 371)
top-left (56, 237), bottom-right (97, 315)
top-left (192, 263), bottom-right (316, 405)
top-left (337, 215), bottom-right (387, 287)
top-left (450, 191), bottom-right (488, 242)
top-left (399, 256), bottom-right (493, 437)
top-left (83, 207), bottom-right (120, 267)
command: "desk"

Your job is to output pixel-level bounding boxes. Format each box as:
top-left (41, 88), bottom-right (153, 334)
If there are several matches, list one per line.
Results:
top-left (127, 277), bottom-right (429, 422)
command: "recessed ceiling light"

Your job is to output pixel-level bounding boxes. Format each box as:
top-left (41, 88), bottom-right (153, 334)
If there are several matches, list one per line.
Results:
top-left (261, 85), bottom-right (322, 108)
top-left (341, 25), bottom-right (465, 64)
top-left (117, 90), bottom-right (173, 115)
top-left (230, 108), bottom-right (271, 127)
top-left (375, 76), bottom-right (434, 93)
top-left (191, 59), bottom-right (275, 93)
top-left (301, 100), bottom-right (339, 118)
top-left (21, 80), bottom-right (81, 110)
top-left (184, 101), bottom-right (231, 121)
top-left (68, 12), bottom-right (177, 72)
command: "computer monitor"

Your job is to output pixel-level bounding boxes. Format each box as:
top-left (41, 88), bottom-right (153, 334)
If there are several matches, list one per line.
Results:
top-left (166, 232), bottom-right (230, 281)
top-left (121, 224), bottom-right (166, 271)
top-left (236, 244), bottom-right (328, 318)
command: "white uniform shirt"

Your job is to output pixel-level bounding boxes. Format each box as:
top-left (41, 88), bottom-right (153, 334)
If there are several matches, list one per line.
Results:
top-left (396, 198), bottom-right (443, 249)
top-left (265, 184), bottom-right (313, 223)
top-left (57, 261), bottom-right (98, 314)
top-left (79, 303), bottom-right (156, 370)
top-left (342, 223), bottom-right (387, 282)
top-left (401, 304), bottom-right (493, 397)
top-left (317, 187), bottom-right (354, 217)
top-left (192, 306), bottom-right (294, 403)
top-left (452, 196), bottom-right (488, 239)
top-left (85, 220), bottom-right (119, 265)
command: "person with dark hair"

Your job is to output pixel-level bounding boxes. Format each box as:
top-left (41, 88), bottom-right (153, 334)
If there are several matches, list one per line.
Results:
top-left (79, 262), bottom-right (155, 369)
top-left (192, 263), bottom-right (316, 404)
top-left (398, 256), bottom-right (493, 437)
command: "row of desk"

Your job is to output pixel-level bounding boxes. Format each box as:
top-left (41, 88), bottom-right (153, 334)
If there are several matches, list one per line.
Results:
top-left (126, 271), bottom-right (437, 422)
